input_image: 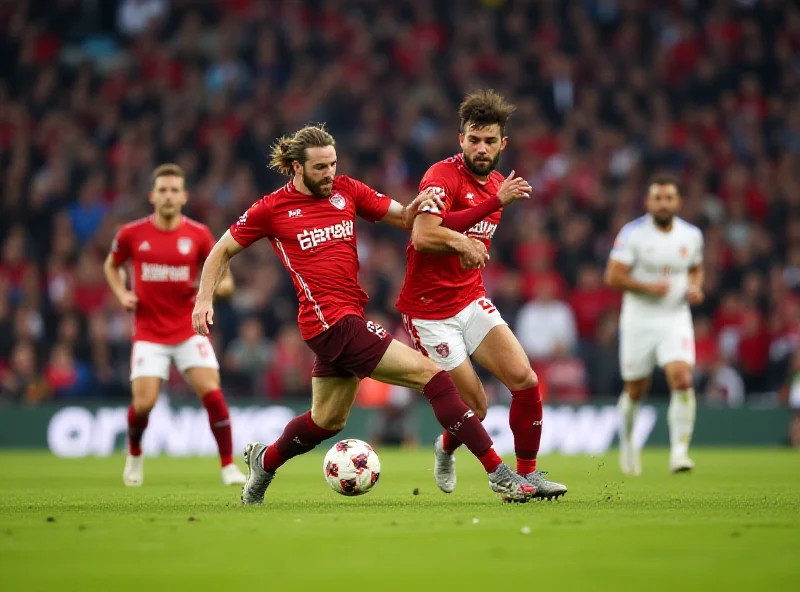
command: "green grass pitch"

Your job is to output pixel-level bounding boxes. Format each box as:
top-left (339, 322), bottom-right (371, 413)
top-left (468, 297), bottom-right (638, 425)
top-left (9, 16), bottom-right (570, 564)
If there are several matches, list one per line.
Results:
top-left (1, 448), bottom-right (799, 592)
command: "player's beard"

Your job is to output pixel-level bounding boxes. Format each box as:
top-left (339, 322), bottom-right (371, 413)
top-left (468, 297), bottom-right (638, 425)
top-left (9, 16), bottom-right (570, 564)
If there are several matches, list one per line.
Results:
top-left (463, 151), bottom-right (500, 177)
top-left (157, 202), bottom-right (179, 220)
top-left (653, 211), bottom-right (674, 228)
top-left (303, 171), bottom-right (333, 198)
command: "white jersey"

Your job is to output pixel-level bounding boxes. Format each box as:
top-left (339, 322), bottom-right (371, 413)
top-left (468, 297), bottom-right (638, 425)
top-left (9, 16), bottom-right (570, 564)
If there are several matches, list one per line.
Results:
top-left (610, 215), bottom-right (703, 325)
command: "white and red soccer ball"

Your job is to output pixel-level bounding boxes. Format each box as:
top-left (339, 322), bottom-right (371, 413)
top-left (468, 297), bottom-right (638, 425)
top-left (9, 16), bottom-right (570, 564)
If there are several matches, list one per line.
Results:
top-left (323, 439), bottom-right (381, 496)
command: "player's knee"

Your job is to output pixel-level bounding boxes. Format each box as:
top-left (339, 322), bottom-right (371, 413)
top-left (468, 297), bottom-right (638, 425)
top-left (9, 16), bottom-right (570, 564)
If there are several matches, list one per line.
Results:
top-left (132, 397), bottom-right (157, 415)
top-left (670, 372), bottom-right (693, 391)
top-left (473, 399), bottom-right (488, 420)
top-left (415, 359), bottom-right (446, 391)
top-left (625, 383), bottom-right (647, 401)
top-left (665, 364), bottom-right (693, 391)
top-left (188, 371), bottom-right (220, 396)
top-left (504, 365), bottom-right (538, 392)
top-left (196, 380), bottom-right (220, 397)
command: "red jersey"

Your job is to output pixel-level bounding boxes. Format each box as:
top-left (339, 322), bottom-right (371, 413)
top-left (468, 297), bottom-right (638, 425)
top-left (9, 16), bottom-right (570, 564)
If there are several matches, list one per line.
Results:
top-left (396, 154), bottom-right (503, 319)
top-left (111, 216), bottom-right (216, 345)
top-left (229, 176), bottom-right (391, 340)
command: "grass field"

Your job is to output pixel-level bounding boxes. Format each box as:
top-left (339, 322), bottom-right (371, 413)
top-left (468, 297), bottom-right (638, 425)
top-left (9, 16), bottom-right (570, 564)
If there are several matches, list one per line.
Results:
top-left (1, 448), bottom-right (799, 592)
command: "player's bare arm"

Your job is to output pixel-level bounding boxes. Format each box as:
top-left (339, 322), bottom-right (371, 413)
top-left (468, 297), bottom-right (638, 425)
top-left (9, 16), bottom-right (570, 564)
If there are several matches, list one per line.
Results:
top-left (193, 231), bottom-right (244, 336)
top-left (214, 267), bottom-right (235, 299)
top-left (686, 264), bottom-right (705, 305)
top-left (411, 214), bottom-right (488, 269)
top-left (103, 253), bottom-right (137, 311)
top-left (605, 259), bottom-right (669, 297)
top-left (379, 189), bottom-right (445, 230)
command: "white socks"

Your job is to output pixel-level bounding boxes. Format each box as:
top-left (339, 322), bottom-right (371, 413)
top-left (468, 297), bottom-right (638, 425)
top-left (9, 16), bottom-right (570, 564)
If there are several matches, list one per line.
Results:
top-left (617, 391), bottom-right (639, 446)
top-left (668, 388), bottom-right (696, 458)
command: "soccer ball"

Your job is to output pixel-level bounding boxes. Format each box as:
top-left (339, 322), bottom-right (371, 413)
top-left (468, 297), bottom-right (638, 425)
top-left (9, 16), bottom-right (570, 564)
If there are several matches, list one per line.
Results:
top-left (323, 439), bottom-right (381, 496)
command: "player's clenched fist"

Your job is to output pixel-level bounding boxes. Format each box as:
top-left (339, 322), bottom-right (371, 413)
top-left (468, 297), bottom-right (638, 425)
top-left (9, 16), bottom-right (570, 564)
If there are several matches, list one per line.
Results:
top-left (686, 284), bottom-right (704, 306)
top-left (192, 299), bottom-right (214, 336)
top-left (497, 170), bottom-right (532, 206)
top-left (117, 290), bottom-right (138, 311)
top-left (404, 189), bottom-right (446, 227)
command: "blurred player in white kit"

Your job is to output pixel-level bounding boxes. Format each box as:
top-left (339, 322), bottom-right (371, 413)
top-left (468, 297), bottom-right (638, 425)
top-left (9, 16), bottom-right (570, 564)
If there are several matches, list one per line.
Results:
top-left (605, 176), bottom-right (705, 475)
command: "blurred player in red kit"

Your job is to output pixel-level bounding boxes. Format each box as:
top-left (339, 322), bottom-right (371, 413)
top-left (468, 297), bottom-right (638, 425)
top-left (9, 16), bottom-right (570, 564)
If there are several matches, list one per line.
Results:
top-left (192, 125), bottom-right (537, 504)
top-left (104, 164), bottom-right (247, 487)
top-left (398, 91), bottom-right (568, 499)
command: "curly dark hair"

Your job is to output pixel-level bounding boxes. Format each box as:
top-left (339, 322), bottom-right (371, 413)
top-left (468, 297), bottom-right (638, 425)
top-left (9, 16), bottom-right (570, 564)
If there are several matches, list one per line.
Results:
top-left (458, 90), bottom-right (516, 135)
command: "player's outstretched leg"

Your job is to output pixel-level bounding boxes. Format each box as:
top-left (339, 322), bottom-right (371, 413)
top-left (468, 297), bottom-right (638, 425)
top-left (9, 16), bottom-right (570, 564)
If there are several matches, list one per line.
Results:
top-left (664, 362), bottom-right (696, 473)
top-left (371, 341), bottom-right (535, 502)
top-left (242, 377), bottom-right (358, 505)
top-left (431, 361), bottom-right (488, 494)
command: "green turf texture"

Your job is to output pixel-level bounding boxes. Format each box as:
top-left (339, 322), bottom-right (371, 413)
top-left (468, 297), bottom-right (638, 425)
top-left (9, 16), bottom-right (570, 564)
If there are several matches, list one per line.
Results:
top-left (1, 448), bottom-right (798, 592)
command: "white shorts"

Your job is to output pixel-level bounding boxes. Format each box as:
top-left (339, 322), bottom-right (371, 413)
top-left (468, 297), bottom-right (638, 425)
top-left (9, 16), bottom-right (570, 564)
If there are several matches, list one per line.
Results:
top-left (130, 335), bottom-right (219, 381)
top-left (619, 316), bottom-right (695, 381)
top-left (402, 297), bottom-right (507, 371)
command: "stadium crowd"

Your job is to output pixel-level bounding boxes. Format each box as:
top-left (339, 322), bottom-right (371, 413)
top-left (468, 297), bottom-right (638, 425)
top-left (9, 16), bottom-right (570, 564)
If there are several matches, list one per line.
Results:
top-left (1, 0), bottom-right (799, 408)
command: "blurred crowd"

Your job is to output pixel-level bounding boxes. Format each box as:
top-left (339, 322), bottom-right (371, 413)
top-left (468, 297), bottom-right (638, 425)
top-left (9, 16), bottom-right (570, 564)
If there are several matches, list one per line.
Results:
top-left (1, 0), bottom-right (799, 408)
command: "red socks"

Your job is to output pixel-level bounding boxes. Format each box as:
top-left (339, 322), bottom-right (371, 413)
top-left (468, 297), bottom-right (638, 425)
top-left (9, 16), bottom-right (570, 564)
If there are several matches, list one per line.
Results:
top-left (262, 411), bottom-right (340, 473)
top-left (127, 405), bottom-right (149, 456)
top-left (441, 431), bottom-right (462, 454)
top-left (510, 384), bottom-right (543, 475)
top-left (129, 391), bottom-right (234, 466)
top-left (202, 389), bottom-right (234, 467)
top-left (424, 371), bottom-right (501, 473)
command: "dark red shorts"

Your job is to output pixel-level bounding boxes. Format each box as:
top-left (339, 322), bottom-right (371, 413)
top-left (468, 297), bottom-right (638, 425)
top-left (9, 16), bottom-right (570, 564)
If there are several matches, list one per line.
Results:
top-left (306, 315), bottom-right (393, 378)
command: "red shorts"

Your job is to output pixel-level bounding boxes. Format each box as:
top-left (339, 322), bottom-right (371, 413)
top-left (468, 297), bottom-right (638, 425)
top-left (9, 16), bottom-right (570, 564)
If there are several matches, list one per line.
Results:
top-left (306, 315), bottom-right (393, 378)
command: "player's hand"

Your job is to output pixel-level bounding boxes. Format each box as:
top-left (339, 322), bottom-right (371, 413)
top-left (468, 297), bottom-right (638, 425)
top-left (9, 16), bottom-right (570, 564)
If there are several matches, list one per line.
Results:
top-left (117, 290), bottom-right (138, 311)
top-left (686, 284), bottom-right (704, 306)
top-left (645, 281), bottom-right (670, 298)
top-left (405, 189), bottom-right (445, 226)
top-left (497, 170), bottom-right (532, 206)
top-left (459, 238), bottom-right (489, 270)
top-left (192, 299), bottom-right (214, 336)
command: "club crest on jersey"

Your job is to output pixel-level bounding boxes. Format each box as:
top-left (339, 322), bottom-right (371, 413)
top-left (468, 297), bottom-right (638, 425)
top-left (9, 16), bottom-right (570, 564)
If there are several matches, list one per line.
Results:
top-left (435, 343), bottom-right (450, 358)
top-left (679, 246), bottom-right (688, 258)
top-left (177, 237), bottom-right (193, 255)
top-left (329, 193), bottom-right (346, 210)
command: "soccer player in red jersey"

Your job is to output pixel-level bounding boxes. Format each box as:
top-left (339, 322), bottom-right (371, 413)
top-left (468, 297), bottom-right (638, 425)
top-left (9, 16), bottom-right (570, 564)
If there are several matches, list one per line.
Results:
top-left (192, 125), bottom-right (536, 504)
top-left (104, 164), bottom-right (247, 487)
top-left (397, 91), bottom-right (568, 499)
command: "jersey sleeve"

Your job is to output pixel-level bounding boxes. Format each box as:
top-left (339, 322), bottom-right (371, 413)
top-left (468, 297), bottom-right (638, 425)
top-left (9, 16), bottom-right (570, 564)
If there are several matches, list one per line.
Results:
top-left (110, 225), bottom-right (132, 266)
top-left (229, 198), bottom-right (274, 248)
top-left (349, 177), bottom-right (392, 223)
top-left (417, 161), bottom-right (460, 218)
top-left (690, 229), bottom-right (704, 267)
top-left (609, 225), bottom-right (637, 266)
